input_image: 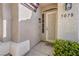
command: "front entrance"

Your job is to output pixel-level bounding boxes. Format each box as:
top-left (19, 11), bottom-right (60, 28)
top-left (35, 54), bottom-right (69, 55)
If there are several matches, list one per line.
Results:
top-left (45, 10), bottom-right (57, 42)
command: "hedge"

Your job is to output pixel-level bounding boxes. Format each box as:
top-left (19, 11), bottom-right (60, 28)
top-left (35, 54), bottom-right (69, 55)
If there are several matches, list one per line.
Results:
top-left (53, 39), bottom-right (79, 56)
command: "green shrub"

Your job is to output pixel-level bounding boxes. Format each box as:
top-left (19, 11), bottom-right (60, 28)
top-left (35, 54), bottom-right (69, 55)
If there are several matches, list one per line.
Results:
top-left (53, 39), bottom-right (79, 56)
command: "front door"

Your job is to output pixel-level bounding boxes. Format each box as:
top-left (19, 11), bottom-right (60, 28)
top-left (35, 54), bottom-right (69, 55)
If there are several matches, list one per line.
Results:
top-left (45, 10), bottom-right (57, 42)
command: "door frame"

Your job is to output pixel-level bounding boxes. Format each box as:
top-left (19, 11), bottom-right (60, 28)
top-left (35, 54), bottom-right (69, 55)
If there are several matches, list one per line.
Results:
top-left (45, 10), bottom-right (57, 42)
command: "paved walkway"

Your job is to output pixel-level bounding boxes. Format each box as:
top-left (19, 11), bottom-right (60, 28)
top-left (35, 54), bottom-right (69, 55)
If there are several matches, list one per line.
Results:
top-left (26, 42), bottom-right (53, 56)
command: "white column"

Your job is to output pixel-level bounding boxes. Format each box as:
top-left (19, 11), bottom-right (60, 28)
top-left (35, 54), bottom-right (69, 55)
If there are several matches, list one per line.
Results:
top-left (10, 3), bottom-right (19, 42)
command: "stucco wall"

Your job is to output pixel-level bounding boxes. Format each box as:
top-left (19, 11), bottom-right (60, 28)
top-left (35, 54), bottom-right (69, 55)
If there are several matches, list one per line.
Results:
top-left (57, 3), bottom-right (79, 42)
top-left (27, 8), bottom-right (41, 48)
top-left (11, 4), bottom-right (19, 42)
top-left (18, 4), bottom-right (32, 42)
top-left (18, 4), bottom-right (41, 48)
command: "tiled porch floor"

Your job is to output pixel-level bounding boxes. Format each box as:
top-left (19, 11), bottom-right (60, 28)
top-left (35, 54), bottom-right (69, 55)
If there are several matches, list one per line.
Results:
top-left (26, 42), bottom-right (53, 56)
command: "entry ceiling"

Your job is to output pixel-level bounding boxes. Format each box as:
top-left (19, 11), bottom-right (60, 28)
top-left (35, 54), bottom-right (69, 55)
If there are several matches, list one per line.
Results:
top-left (39, 3), bottom-right (57, 8)
top-left (39, 3), bottom-right (57, 12)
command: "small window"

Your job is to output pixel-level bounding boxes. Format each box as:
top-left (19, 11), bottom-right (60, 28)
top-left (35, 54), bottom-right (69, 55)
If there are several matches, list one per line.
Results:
top-left (3, 20), bottom-right (7, 38)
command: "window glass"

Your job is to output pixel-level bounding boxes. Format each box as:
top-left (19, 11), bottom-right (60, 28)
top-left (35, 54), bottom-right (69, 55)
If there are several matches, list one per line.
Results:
top-left (3, 20), bottom-right (6, 38)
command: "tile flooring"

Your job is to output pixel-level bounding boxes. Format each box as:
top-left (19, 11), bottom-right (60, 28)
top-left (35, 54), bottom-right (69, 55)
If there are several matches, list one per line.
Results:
top-left (26, 42), bottom-right (53, 56)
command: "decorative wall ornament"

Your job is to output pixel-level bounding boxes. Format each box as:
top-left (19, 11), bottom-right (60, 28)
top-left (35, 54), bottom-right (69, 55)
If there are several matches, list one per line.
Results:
top-left (64, 3), bottom-right (72, 11)
top-left (61, 4), bottom-right (73, 18)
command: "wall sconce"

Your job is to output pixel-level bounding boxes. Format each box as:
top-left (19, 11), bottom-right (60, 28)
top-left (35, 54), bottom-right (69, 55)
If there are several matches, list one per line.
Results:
top-left (38, 18), bottom-right (41, 23)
